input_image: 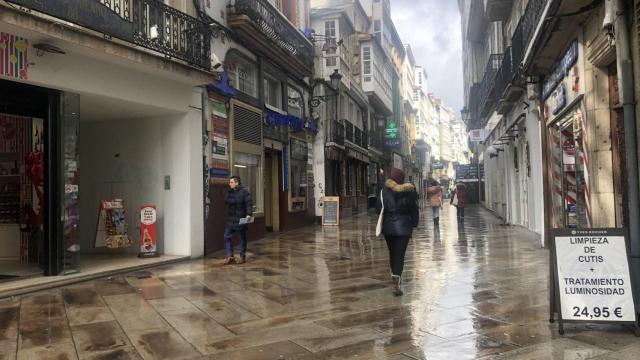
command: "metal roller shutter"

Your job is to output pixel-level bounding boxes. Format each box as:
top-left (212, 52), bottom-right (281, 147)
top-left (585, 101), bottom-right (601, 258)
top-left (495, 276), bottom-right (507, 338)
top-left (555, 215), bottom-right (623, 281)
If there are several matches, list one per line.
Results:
top-left (233, 104), bottom-right (262, 146)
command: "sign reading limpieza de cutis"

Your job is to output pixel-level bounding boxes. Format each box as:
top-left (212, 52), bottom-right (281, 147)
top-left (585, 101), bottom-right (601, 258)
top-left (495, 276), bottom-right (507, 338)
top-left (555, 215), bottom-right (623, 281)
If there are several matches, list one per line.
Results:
top-left (552, 228), bottom-right (636, 324)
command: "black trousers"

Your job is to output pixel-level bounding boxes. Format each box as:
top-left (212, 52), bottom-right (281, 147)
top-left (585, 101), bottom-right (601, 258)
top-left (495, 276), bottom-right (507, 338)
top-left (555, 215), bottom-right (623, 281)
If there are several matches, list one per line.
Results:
top-left (457, 207), bottom-right (465, 218)
top-left (384, 235), bottom-right (410, 277)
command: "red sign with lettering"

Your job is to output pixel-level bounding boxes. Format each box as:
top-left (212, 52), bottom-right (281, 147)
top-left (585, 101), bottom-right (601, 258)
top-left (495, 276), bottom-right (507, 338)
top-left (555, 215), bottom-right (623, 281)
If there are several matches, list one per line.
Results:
top-left (139, 205), bottom-right (158, 258)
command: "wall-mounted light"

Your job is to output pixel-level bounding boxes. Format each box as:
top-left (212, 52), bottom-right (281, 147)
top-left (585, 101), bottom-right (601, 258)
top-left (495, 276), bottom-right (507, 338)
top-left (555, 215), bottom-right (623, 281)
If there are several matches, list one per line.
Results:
top-left (233, 164), bottom-right (247, 168)
top-left (33, 43), bottom-right (65, 56)
top-left (487, 145), bottom-right (504, 159)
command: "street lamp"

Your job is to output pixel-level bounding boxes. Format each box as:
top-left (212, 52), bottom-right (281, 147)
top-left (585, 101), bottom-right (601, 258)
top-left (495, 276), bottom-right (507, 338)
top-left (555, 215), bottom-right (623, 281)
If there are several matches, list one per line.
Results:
top-left (460, 107), bottom-right (470, 125)
top-left (309, 69), bottom-right (342, 109)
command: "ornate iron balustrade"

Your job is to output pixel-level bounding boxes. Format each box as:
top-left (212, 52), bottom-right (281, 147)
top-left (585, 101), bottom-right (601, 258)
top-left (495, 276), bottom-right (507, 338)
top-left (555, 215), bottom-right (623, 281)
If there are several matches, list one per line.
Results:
top-left (354, 127), bottom-right (363, 147)
top-left (511, 0), bottom-right (548, 74)
top-left (344, 120), bottom-right (354, 143)
top-left (477, 53), bottom-right (503, 116)
top-left (328, 120), bottom-right (345, 146)
top-left (361, 131), bottom-right (368, 149)
top-left (228, 0), bottom-right (314, 70)
top-left (7, 0), bottom-right (212, 70)
top-left (368, 129), bottom-right (384, 151)
top-left (100, 0), bottom-right (131, 19)
top-left (131, 0), bottom-right (211, 70)
top-left (494, 46), bottom-right (514, 103)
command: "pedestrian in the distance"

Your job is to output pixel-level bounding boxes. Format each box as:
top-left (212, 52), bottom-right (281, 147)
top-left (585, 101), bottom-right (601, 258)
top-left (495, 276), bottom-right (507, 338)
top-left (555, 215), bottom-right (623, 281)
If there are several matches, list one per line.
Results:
top-left (451, 181), bottom-right (467, 223)
top-left (426, 178), bottom-right (443, 228)
top-left (376, 168), bottom-right (419, 296)
top-left (223, 176), bottom-right (253, 265)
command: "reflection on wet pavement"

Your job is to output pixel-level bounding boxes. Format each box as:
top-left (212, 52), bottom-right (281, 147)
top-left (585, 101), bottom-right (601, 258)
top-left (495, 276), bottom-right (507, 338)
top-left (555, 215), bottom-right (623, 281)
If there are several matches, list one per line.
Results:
top-left (1, 205), bottom-right (639, 359)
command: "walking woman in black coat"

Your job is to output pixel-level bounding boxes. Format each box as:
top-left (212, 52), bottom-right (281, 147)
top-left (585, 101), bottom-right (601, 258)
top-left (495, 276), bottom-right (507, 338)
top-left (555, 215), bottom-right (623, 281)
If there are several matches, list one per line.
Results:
top-left (376, 168), bottom-right (419, 296)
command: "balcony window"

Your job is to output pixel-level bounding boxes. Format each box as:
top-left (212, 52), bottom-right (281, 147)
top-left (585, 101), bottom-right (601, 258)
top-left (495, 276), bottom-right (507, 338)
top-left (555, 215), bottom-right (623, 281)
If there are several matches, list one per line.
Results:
top-left (324, 21), bottom-right (337, 55)
top-left (264, 74), bottom-right (283, 110)
top-left (363, 46), bottom-right (371, 82)
top-left (374, 20), bottom-right (381, 32)
top-left (227, 53), bottom-right (258, 98)
top-left (326, 57), bottom-right (337, 67)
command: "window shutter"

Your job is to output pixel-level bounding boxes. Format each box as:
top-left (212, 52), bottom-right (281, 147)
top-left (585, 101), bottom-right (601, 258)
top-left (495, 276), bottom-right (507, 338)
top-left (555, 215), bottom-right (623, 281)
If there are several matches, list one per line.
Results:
top-left (233, 104), bottom-right (262, 146)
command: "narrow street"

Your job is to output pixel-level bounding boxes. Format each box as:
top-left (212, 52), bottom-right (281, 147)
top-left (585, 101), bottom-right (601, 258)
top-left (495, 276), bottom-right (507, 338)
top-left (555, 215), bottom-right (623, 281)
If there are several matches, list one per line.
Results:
top-left (1, 206), bottom-right (638, 360)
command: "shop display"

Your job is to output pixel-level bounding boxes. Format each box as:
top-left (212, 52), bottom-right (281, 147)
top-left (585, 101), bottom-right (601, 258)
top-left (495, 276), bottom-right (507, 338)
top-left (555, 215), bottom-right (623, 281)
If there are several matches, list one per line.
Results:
top-left (139, 205), bottom-right (158, 258)
top-left (95, 199), bottom-right (131, 249)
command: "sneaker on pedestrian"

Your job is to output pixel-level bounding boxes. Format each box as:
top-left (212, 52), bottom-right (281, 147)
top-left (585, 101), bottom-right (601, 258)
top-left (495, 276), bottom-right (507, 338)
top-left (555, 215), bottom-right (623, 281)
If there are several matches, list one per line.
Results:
top-left (223, 257), bottom-right (236, 265)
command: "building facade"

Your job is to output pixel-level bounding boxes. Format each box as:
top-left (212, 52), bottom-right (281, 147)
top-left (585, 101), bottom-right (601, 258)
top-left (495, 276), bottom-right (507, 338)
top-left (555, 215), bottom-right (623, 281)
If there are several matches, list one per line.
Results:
top-left (203, 0), bottom-right (317, 252)
top-left (0, 0), bottom-right (210, 280)
top-left (460, 0), bottom-right (640, 307)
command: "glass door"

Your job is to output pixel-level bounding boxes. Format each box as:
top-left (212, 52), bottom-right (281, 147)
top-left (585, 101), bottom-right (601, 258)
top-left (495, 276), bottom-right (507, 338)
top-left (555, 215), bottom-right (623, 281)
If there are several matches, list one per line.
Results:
top-left (59, 93), bottom-right (80, 274)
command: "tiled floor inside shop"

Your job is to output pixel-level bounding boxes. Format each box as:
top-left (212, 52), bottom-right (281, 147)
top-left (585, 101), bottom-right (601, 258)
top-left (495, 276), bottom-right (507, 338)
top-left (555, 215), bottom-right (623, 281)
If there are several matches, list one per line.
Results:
top-left (0, 206), bottom-right (639, 359)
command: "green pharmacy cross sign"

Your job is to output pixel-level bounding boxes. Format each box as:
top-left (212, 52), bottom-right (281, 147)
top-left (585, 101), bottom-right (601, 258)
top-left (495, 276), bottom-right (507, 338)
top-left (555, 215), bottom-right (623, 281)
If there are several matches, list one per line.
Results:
top-left (385, 122), bottom-right (401, 149)
top-left (386, 122), bottom-right (399, 139)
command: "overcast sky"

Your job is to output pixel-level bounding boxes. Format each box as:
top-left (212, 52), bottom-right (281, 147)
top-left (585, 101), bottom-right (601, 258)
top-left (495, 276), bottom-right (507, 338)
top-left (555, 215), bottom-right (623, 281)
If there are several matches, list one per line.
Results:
top-left (392, 0), bottom-right (463, 115)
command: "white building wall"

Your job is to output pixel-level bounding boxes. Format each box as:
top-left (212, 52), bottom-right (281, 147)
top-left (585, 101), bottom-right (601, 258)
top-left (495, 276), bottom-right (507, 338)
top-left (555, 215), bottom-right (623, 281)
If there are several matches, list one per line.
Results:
top-left (18, 35), bottom-right (206, 258)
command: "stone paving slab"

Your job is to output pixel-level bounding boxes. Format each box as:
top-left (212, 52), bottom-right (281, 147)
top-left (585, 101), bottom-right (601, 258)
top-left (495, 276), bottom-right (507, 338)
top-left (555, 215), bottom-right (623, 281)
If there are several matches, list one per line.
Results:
top-left (0, 206), bottom-right (638, 359)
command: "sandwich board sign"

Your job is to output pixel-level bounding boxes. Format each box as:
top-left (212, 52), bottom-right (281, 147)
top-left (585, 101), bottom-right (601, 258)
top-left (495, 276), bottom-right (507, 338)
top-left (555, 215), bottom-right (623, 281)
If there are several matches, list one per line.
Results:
top-left (549, 228), bottom-right (639, 336)
top-left (321, 197), bottom-right (340, 226)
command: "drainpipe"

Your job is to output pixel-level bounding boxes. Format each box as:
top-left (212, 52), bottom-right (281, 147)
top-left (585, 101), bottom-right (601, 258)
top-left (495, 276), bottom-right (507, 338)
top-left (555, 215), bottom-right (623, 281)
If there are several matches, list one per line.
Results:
top-left (611, 0), bottom-right (640, 312)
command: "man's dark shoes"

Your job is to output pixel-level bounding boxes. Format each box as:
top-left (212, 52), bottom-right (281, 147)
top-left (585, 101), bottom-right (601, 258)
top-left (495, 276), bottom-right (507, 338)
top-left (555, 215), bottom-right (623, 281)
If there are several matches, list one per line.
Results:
top-left (223, 257), bottom-right (236, 265)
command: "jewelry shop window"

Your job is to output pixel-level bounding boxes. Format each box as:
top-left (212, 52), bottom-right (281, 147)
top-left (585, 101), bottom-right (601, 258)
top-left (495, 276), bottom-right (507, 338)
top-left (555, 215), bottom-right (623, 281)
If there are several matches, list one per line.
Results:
top-left (289, 138), bottom-right (308, 211)
top-left (233, 152), bottom-right (262, 214)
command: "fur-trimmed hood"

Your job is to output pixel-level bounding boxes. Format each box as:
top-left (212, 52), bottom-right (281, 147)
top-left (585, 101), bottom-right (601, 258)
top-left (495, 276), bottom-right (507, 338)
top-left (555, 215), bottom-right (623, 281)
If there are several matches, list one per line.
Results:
top-left (385, 179), bottom-right (415, 193)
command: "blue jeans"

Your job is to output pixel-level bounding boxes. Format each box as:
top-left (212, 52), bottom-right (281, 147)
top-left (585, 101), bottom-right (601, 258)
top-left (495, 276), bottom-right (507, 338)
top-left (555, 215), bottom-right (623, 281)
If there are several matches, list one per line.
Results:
top-left (432, 207), bottom-right (440, 219)
top-left (224, 226), bottom-right (247, 257)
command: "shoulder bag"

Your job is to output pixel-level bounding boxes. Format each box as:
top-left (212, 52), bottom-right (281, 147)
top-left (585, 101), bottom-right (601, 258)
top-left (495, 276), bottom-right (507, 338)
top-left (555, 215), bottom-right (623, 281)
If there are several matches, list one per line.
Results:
top-left (375, 189), bottom-right (384, 237)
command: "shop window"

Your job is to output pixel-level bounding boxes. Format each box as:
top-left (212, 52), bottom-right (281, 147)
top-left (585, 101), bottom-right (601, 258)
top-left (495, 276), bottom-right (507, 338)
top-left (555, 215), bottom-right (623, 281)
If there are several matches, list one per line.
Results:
top-left (233, 152), bottom-right (262, 214)
top-left (550, 109), bottom-right (589, 229)
top-left (226, 53), bottom-right (258, 98)
top-left (289, 138), bottom-right (308, 211)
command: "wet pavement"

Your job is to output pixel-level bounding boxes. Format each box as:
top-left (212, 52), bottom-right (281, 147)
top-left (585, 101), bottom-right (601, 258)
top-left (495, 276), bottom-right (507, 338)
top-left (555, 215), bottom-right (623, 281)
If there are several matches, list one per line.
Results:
top-left (1, 205), bottom-right (639, 359)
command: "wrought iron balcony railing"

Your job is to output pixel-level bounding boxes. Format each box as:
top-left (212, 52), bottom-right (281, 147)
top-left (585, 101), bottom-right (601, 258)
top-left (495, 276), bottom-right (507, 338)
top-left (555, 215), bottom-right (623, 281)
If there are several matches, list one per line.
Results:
top-left (228, 0), bottom-right (314, 72)
top-left (344, 120), bottom-right (354, 143)
top-left (131, 0), bottom-right (211, 70)
top-left (354, 127), bottom-right (363, 148)
top-left (368, 130), bottom-right (384, 151)
top-left (477, 53), bottom-right (503, 116)
top-left (494, 46), bottom-right (514, 103)
top-left (8, 0), bottom-right (212, 70)
top-left (328, 119), bottom-right (345, 146)
top-left (510, 0), bottom-right (547, 74)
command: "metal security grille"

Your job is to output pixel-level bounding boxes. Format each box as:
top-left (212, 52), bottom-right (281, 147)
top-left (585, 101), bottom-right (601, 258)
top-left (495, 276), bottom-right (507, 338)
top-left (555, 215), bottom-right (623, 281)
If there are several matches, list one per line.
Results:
top-left (233, 104), bottom-right (262, 145)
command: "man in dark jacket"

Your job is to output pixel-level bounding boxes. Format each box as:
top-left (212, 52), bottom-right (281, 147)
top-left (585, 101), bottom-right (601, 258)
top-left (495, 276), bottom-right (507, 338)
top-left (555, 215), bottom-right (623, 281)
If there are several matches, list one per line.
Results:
top-left (223, 176), bottom-right (253, 264)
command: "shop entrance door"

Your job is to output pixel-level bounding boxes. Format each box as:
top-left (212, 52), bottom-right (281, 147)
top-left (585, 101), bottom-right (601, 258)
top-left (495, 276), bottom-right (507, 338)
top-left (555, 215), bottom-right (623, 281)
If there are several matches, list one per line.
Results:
top-left (264, 150), bottom-right (280, 232)
top-left (0, 80), bottom-right (79, 279)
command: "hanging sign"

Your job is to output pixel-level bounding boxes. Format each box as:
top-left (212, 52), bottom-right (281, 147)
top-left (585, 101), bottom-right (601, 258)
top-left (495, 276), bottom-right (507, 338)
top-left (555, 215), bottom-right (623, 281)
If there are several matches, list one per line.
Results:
top-left (95, 199), bottom-right (131, 249)
top-left (139, 205), bottom-right (158, 258)
top-left (550, 228), bottom-right (639, 335)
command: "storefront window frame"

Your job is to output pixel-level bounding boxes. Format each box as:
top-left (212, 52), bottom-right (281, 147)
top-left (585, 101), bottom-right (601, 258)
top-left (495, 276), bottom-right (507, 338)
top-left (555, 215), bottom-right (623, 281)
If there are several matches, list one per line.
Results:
top-left (289, 136), bottom-right (308, 212)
